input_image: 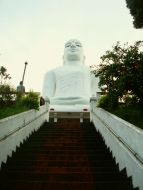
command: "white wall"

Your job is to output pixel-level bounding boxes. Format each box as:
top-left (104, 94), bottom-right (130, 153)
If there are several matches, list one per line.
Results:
top-left (0, 105), bottom-right (49, 168)
top-left (90, 101), bottom-right (143, 190)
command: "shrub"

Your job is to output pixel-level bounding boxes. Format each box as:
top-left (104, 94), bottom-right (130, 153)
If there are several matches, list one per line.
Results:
top-left (97, 93), bottom-right (118, 110)
top-left (108, 93), bottom-right (118, 110)
top-left (123, 95), bottom-right (139, 106)
top-left (97, 95), bottom-right (109, 109)
top-left (20, 91), bottom-right (39, 110)
top-left (0, 84), bottom-right (16, 106)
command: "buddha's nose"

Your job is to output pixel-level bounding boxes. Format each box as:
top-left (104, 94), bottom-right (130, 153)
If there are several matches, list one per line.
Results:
top-left (71, 42), bottom-right (76, 48)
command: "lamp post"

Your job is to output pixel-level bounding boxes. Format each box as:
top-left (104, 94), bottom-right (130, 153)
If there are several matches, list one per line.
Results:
top-left (22, 62), bottom-right (28, 84)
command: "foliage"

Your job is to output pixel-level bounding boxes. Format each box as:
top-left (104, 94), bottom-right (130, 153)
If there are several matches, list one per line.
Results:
top-left (122, 94), bottom-right (139, 106)
top-left (97, 94), bottom-right (118, 110)
top-left (95, 41), bottom-right (143, 108)
top-left (0, 66), bottom-right (15, 106)
top-left (20, 91), bottom-right (39, 110)
top-left (0, 84), bottom-right (16, 106)
top-left (0, 66), bottom-right (11, 85)
top-left (97, 95), bottom-right (109, 109)
top-left (126, 0), bottom-right (143, 28)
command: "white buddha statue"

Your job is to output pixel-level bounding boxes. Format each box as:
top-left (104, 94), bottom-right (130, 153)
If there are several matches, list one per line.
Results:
top-left (42, 39), bottom-right (98, 111)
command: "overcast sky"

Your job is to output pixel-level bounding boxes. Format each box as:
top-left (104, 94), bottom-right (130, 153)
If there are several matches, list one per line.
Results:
top-left (0, 0), bottom-right (142, 93)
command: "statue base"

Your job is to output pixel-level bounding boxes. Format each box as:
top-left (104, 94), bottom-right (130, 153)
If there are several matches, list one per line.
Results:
top-left (49, 104), bottom-right (90, 112)
top-left (49, 104), bottom-right (90, 122)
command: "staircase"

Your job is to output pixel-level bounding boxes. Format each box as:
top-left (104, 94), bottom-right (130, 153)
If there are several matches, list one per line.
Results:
top-left (0, 119), bottom-right (138, 190)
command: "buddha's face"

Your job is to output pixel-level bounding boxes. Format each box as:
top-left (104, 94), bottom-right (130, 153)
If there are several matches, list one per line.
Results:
top-left (64, 39), bottom-right (84, 62)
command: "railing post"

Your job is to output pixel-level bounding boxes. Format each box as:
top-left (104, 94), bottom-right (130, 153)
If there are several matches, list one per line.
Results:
top-left (45, 97), bottom-right (50, 122)
top-left (90, 96), bottom-right (97, 122)
top-left (54, 112), bottom-right (57, 123)
top-left (80, 112), bottom-right (83, 123)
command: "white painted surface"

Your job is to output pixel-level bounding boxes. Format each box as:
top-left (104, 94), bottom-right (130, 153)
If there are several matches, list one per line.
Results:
top-left (49, 104), bottom-right (90, 112)
top-left (0, 105), bottom-right (49, 168)
top-left (42, 39), bottom-right (100, 111)
top-left (90, 101), bottom-right (143, 190)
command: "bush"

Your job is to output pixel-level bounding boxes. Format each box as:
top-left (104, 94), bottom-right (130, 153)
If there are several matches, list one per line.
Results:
top-left (97, 93), bottom-right (118, 110)
top-left (123, 95), bottom-right (139, 106)
top-left (20, 91), bottom-right (39, 110)
top-left (108, 93), bottom-right (118, 110)
top-left (0, 84), bottom-right (16, 106)
top-left (97, 95), bottom-right (109, 109)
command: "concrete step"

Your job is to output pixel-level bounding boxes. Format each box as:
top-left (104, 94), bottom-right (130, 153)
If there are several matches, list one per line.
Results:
top-left (1, 166), bottom-right (119, 173)
top-left (0, 180), bottom-right (135, 190)
top-left (0, 119), bottom-right (136, 190)
top-left (0, 171), bottom-right (131, 182)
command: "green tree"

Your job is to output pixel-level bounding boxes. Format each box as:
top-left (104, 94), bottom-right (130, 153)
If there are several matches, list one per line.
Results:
top-left (126, 0), bottom-right (143, 28)
top-left (0, 66), bottom-right (11, 85)
top-left (95, 41), bottom-right (143, 109)
top-left (0, 66), bottom-right (15, 106)
top-left (0, 85), bottom-right (16, 106)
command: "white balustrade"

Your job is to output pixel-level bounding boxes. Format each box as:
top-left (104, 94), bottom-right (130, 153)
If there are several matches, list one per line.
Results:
top-left (90, 100), bottom-right (143, 190)
top-left (0, 105), bottom-right (49, 168)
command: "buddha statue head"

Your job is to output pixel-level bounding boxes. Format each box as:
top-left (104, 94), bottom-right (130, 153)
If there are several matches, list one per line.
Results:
top-left (63, 39), bottom-right (85, 65)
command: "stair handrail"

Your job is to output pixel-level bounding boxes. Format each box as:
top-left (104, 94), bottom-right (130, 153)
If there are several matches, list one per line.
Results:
top-left (0, 109), bottom-right (48, 143)
top-left (92, 111), bottom-right (143, 165)
top-left (90, 99), bottom-right (143, 189)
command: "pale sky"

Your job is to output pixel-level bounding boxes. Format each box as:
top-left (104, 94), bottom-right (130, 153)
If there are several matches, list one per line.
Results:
top-left (0, 0), bottom-right (142, 93)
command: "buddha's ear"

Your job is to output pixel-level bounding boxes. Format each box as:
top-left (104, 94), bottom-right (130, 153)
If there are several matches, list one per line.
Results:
top-left (83, 55), bottom-right (86, 64)
top-left (63, 55), bottom-right (65, 65)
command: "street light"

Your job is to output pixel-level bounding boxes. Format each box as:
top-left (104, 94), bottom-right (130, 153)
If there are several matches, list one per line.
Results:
top-left (22, 62), bottom-right (28, 84)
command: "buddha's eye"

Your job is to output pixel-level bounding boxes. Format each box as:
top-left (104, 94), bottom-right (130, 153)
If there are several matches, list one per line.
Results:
top-left (65, 44), bottom-right (70, 47)
top-left (76, 44), bottom-right (82, 47)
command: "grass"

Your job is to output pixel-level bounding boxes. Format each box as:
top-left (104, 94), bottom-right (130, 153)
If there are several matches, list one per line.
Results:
top-left (111, 104), bottom-right (143, 130)
top-left (0, 104), bottom-right (29, 120)
top-left (1, 102), bottom-right (143, 131)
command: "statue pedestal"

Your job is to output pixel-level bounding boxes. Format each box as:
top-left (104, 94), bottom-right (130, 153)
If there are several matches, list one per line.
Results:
top-left (49, 104), bottom-right (90, 122)
top-left (49, 104), bottom-right (90, 112)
